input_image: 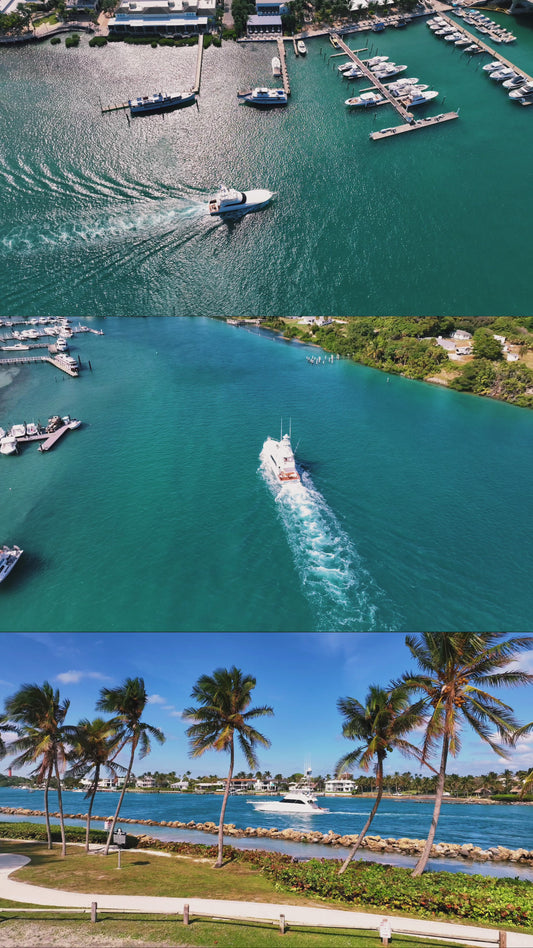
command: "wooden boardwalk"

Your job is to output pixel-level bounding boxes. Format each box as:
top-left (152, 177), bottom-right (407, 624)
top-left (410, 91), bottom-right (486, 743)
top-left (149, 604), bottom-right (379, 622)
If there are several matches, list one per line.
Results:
top-left (277, 37), bottom-right (291, 95)
top-left (192, 33), bottom-right (204, 94)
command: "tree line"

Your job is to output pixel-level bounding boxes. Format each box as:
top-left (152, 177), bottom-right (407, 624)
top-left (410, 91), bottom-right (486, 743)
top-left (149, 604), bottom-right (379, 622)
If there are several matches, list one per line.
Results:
top-left (1, 632), bottom-right (532, 877)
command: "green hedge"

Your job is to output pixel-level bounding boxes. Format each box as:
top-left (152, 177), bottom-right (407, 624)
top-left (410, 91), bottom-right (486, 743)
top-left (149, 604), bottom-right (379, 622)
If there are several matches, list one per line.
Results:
top-left (263, 859), bottom-right (533, 928)
top-left (0, 821), bottom-right (135, 849)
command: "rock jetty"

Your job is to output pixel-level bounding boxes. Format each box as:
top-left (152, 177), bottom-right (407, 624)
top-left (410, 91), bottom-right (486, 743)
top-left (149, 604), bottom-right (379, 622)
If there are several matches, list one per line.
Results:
top-left (2, 807), bottom-right (531, 867)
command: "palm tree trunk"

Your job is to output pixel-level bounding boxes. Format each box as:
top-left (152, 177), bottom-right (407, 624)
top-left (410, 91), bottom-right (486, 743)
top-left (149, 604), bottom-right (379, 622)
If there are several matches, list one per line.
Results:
top-left (86, 765), bottom-right (100, 853)
top-left (215, 740), bottom-right (234, 869)
top-left (339, 760), bottom-right (384, 875)
top-left (54, 758), bottom-right (67, 857)
top-left (43, 769), bottom-right (52, 850)
top-left (412, 733), bottom-right (449, 877)
top-left (104, 743), bottom-right (135, 856)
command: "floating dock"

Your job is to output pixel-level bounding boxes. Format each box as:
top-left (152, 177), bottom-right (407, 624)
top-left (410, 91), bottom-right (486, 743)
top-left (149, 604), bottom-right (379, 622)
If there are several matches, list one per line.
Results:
top-left (370, 111), bottom-right (459, 139)
top-left (434, 12), bottom-right (533, 84)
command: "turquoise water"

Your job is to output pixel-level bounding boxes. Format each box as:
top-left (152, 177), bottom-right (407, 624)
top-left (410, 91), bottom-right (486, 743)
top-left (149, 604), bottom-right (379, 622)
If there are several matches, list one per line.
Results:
top-left (1, 317), bottom-right (533, 632)
top-left (1, 788), bottom-right (532, 878)
top-left (1, 18), bottom-right (533, 315)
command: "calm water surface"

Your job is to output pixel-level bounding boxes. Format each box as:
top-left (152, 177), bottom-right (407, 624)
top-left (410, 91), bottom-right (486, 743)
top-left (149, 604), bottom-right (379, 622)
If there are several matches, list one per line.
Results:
top-left (1, 16), bottom-right (533, 315)
top-left (1, 317), bottom-right (533, 632)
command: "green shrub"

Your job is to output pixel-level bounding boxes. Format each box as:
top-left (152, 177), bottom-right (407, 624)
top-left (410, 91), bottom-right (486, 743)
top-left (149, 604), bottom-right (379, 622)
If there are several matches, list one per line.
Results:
top-left (65, 32), bottom-right (80, 46)
top-left (50, 34), bottom-right (60, 43)
top-left (89, 34), bottom-right (107, 46)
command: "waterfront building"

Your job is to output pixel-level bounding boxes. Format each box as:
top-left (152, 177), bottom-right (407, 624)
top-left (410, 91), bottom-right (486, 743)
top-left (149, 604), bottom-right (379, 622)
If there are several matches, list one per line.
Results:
top-left (136, 776), bottom-right (156, 788)
top-left (255, 0), bottom-right (289, 13)
top-left (109, 0), bottom-right (213, 37)
top-left (246, 14), bottom-right (282, 34)
top-left (325, 777), bottom-right (357, 794)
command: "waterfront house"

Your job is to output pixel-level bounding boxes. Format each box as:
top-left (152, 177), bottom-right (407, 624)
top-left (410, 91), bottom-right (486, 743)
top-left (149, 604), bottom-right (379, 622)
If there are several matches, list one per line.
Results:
top-left (325, 777), bottom-right (357, 794)
top-left (109, 0), bottom-right (214, 37)
top-left (136, 776), bottom-right (156, 788)
top-left (254, 778), bottom-right (278, 792)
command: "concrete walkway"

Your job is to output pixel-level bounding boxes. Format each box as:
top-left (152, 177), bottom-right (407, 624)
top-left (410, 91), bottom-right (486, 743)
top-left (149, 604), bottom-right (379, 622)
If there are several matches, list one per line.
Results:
top-left (0, 854), bottom-right (532, 947)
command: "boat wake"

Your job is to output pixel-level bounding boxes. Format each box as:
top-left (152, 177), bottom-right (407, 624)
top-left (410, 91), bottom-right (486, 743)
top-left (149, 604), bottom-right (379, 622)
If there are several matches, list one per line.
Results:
top-left (260, 460), bottom-right (386, 630)
top-left (0, 198), bottom-right (207, 254)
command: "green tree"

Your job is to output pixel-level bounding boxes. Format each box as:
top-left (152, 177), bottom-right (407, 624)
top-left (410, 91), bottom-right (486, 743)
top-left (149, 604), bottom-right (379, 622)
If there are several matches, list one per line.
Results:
top-left (3, 682), bottom-right (71, 855)
top-left (335, 684), bottom-right (431, 874)
top-left (395, 632), bottom-right (533, 876)
top-left (473, 328), bottom-right (503, 361)
top-left (67, 717), bottom-right (123, 852)
top-left (184, 666), bottom-right (273, 868)
top-left (96, 678), bottom-right (165, 855)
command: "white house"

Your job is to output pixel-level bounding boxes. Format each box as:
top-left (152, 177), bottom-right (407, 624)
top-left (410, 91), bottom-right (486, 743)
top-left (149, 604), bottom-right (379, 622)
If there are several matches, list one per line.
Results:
top-left (452, 330), bottom-right (472, 340)
top-left (493, 335), bottom-right (506, 344)
top-left (506, 352), bottom-right (519, 362)
top-left (254, 779), bottom-right (277, 792)
top-left (325, 778), bottom-right (357, 794)
top-left (136, 776), bottom-right (156, 789)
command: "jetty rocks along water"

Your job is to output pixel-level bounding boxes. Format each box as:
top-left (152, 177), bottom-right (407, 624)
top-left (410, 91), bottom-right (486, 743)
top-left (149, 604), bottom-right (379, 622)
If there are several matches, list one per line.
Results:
top-left (2, 807), bottom-right (532, 867)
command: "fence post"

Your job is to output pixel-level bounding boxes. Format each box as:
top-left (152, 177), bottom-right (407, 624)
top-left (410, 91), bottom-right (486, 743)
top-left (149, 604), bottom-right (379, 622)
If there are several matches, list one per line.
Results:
top-left (279, 913), bottom-right (286, 934)
top-left (183, 904), bottom-right (189, 926)
top-left (499, 932), bottom-right (507, 948)
top-left (91, 902), bottom-right (97, 923)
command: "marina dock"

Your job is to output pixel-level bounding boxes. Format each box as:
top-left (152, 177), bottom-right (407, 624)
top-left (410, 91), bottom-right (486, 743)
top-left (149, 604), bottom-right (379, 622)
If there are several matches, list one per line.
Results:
top-left (432, 11), bottom-right (533, 84)
top-left (277, 37), bottom-right (291, 96)
top-left (192, 33), bottom-right (204, 95)
top-left (333, 32), bottom-right (459, 139)
top-left (0, 355), bottom-right (79, 376)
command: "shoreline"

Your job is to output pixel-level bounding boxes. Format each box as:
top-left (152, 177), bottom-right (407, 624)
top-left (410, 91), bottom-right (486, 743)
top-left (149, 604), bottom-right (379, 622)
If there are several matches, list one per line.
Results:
top-left (2, 806), bottom-right (531, 871)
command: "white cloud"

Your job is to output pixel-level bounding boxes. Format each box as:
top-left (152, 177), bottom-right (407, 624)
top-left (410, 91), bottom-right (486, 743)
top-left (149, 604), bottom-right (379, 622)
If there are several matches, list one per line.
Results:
top-left (163, 705), bottom-right (175, 711)
top-left (147, 694), bottom-right (166, 704)
top-left (55, 670), bottom-right (110, 685)
top-left (169, 710), bottom-right (183, 718)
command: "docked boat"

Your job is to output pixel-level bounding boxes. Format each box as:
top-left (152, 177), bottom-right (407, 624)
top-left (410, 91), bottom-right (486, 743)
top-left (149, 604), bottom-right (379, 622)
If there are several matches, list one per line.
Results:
top-left (10, 424), bottom-right (26, 439)
top-left (62, 415), bottom-right (82, 429)
top-left (2, 343), bottom-right (29, 351)
top-left (0, 434), bottom-right (18, 455)
top-left (373, 64), bottom-right (408, 79)
top-left (372, 21), bottom-right (385, 32)
top-left (297, 40), bottom-right (307, 55)
top-left (128, 91), bottom-right (196, 115)
top-left (364, 55), bottom-right (389, 66)
top-left (0, 545), bottom-right (22, 583)
top-left (208, 185), bottom-right (274, 217)
top-left (25, 422), bottom-right (41, 436)
top-left (249, 790), bottom-right (327, 814)
top-left (399, 88), bottom-right (439, 107)
top-left (509, 81), bottom-right (533, 99)
top-left (503, 75), bottom-right (526, 89)
top-left (272, 56), bottom-right (281, 77)
top-left (489, 68), bottom-right (517, 82)
top-left (261, 430), bottom-right (300, 483)
top-left (346, 91), bottom-right (385, 108)
top-left (483, 61), bottom-right (504, 72)
top-left (238, 87), bottom-right (287, 107)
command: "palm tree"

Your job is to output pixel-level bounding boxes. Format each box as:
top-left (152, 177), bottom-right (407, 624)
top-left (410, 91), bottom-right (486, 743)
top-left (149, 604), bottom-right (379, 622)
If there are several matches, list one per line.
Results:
top-left (3, 682), bottom-right (71, 855)
top-left (335, 684), bottom-right (432, 875)
top-left (184, 666), bottom-right (273, 868)
top-left (510, 721), bottom-right (533, 796)
top-left (96, 678), bottom-right (165, 856)
top-left (67, 718), bottom-right (124, 852)
top-left (395, 632), bottom-right (533, 877)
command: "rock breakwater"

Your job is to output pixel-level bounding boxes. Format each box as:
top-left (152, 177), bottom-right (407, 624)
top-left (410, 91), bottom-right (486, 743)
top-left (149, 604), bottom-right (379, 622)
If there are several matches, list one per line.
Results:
top-left (2, 807), bottom-right (531, 866)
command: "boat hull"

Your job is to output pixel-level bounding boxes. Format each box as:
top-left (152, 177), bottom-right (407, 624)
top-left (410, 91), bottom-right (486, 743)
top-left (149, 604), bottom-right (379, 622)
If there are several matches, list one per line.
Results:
top-left (129, 92), bottom-right (196, 115)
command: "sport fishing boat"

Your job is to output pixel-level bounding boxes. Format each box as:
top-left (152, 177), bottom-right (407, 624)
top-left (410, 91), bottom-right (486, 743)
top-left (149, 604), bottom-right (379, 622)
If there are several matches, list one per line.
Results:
top-left (249, 790), bottom-right (327, 814)
top-left (208, 186), bottom-right (274, 217)
top-left (345, 91), bottom-right (385, 108)
top-left (262, 428), bottom-right (300, 483)
top-left (128, 90), bottom-right (196, 115)
top-left (271, 56), bottom-right (282, 77)
top-left (297, 39), bottom-right (307, 55)
top-left (238, 87), bottom-right (288, 107)
top-left (0, 545), bottom-right (22, 582)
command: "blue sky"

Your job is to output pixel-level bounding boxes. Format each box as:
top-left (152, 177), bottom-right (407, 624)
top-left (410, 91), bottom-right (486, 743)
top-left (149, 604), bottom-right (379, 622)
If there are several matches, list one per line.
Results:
top-left (2, 633), bottom-right (532, 779)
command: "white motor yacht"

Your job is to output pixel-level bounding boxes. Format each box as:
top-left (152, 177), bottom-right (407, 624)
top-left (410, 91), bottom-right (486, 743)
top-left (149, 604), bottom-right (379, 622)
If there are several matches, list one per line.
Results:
top-left (509, 81), bottom-right (533, 99)
top-left (9, 424), bottom-right (26, 438)
top-left (399, 88), bottom-right (439, 107)
top-left (208, 186), bottom-right (273, 217)
top-left (346, 91), bottom-right (385, 107)
top-left (238, 87), bottom-right (288, 107)
top-left (489, 68), bottom-right (517, 82)
top-left (261, 430), bottom-right (300, 483)
top-left (249, 791), bottom-right (327, 814)
top-left (297, 40), bottom-right (307, 55)
top-left (0, 435), bottom-right (18, 455)
top-left (272, 56), bottom-right (281, 77)
top-left (62, 415), bottom-right (82, 429)
top-left (483, 61), bottom-right (503, 72)
top-left (364, 55), bottom-right (389, 66)
top-left (0, 545), bottom-right (22, 582)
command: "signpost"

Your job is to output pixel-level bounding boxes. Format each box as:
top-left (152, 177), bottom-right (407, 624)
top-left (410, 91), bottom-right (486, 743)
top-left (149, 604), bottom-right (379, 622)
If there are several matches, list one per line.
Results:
top-left (113, 828), bottom-right (126, 868)
top-left (379, 918), bottom-right (392, 945)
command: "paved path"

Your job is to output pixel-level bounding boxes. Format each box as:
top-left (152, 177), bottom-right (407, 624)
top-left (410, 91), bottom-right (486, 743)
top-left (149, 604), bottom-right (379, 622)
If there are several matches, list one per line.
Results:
top-left (1, 854), bottom-right (532, 947)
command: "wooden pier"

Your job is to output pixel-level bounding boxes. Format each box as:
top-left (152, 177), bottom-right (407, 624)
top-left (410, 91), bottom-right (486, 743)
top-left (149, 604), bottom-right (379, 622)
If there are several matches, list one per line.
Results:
top-left (334, 34), bottom-right (413, 123)
top-left (277, 37), bottom-right (291, 95)
top-left (192, 33), bottom-right (204, 94)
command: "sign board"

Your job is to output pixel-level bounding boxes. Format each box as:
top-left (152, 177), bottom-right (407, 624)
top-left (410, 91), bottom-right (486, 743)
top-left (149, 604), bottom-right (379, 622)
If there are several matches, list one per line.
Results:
top-left (379, 918), bottom-right (392, 944)
top-left (113, 829), bottom-right (126, 847)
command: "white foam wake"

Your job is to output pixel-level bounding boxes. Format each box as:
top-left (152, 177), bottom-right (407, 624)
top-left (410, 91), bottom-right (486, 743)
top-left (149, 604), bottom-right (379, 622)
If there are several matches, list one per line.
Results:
top-left (260, 456), bottom-right (383, 631)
